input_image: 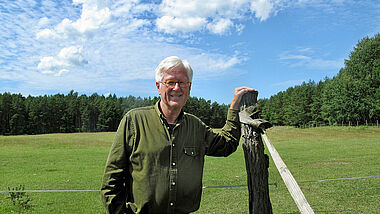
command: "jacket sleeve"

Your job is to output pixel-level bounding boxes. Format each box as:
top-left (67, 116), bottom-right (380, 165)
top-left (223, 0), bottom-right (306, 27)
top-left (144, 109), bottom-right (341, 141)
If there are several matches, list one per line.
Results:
top-left (204, 108), bottom-right (241, 157)
top-left (101, 114), bottom-right (134, 214)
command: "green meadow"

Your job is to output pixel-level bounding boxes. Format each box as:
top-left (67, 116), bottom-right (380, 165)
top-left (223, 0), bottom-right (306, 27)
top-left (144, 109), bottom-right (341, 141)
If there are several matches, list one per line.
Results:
top-left (1, 126), bottom-right (379, 213)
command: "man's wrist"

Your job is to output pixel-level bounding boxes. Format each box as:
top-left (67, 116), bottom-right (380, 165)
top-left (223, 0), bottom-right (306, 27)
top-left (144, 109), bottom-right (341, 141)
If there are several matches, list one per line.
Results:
top-left (227, 108), bottom-right (240, 122)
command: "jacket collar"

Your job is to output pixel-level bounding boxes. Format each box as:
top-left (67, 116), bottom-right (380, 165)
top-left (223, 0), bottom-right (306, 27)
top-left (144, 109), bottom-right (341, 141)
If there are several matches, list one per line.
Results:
top-left (155, 100), bottom-right (185, 125)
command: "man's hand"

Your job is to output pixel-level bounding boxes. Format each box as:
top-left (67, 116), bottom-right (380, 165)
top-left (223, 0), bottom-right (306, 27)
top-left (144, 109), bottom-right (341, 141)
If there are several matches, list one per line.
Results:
top-left (230, 86), bottom-right (255, 110)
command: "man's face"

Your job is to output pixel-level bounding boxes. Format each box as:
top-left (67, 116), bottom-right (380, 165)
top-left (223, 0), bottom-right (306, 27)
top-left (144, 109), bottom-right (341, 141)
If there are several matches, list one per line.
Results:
top-left (156, 66), bottom-right (191, 111)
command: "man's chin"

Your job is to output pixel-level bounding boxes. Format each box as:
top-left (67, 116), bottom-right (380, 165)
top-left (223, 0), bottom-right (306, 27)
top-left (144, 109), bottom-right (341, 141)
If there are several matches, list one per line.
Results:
top-left (168, 101), bottom-right (184, 108)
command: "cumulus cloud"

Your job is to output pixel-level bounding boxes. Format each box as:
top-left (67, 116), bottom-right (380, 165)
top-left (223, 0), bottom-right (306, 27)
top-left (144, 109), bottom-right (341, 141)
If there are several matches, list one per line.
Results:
top-left (36, 29), bottom-right (58, 40)
top-left (38, 46), bottom-right (88, 76)
top-left (155, 0), bottom-right (282, 34)
top-left (58, 46), bottom-right (88, 66)
top-left (250, 0), bottom-right (274, 21)
top-left (37, 0), bottom-right (112, 39)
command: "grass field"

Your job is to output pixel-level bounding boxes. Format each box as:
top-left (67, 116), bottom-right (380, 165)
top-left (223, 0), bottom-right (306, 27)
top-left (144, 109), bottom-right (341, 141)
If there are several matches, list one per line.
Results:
top-left (1, 126), bottom-right (379, 213)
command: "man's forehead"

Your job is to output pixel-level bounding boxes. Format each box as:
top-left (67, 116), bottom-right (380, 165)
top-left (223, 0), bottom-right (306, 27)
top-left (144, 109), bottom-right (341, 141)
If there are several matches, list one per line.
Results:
top-left (163, 66), bottom-right (188, 79)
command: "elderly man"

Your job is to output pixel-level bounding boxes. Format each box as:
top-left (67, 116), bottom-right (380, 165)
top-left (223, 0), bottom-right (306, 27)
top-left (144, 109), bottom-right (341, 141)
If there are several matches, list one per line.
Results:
top-left (101, 56), bottom-right (254, 214)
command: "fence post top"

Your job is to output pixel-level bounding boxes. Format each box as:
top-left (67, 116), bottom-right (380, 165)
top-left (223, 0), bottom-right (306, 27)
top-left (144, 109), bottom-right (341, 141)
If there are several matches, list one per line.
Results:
top-left (239, 91), bottom-right (258, 112)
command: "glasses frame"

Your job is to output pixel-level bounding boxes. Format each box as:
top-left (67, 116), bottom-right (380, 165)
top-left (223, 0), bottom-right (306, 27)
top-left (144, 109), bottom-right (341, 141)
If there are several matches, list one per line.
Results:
top-left (160, 80), bottom-right (191, 89)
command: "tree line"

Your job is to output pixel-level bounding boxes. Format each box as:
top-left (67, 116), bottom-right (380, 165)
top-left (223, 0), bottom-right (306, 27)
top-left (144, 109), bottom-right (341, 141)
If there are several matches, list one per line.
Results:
top-left (0, 91), bottom-right (229, 135)
top-left (258, 33), bottom-right (379, 127)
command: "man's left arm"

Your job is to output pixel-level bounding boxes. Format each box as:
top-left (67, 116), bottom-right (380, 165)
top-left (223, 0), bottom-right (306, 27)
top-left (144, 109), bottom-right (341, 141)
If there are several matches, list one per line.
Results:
top-left (204, 86), bottom-right (254, 156)
top-left (204, 108), bottom-right (241, 156)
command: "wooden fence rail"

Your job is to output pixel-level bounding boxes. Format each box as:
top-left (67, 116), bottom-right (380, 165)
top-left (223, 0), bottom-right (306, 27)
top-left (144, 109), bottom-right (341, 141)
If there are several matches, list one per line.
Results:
top-left (262, 132), bottom-right (315, 214)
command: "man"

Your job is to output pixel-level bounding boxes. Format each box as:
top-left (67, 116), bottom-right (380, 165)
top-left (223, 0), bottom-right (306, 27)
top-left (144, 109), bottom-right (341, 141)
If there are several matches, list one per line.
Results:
top-left (101, 56), bottom-right (254, 214)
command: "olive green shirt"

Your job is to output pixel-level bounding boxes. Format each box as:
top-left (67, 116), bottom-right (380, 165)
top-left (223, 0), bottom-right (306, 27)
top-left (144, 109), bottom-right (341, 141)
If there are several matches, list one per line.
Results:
top-left (101, 101), bottom-right (241, 214)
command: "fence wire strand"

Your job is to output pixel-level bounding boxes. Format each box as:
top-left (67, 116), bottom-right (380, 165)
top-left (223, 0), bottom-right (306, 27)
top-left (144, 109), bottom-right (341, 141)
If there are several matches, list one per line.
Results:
top-left (1, 175), bottom-right (379, 193)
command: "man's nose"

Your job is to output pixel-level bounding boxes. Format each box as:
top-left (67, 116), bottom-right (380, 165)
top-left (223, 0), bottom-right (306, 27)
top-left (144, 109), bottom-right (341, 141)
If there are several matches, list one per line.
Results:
top-left (172, 82), bottom-right (181, 90)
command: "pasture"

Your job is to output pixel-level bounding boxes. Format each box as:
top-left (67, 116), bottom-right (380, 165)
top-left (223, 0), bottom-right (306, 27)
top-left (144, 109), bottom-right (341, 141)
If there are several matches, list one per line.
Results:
top-left (1, 126), bottom-right (379, 213)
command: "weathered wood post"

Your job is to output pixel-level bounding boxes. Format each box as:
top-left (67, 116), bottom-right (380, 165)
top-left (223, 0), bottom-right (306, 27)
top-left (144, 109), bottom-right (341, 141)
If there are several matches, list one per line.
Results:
top-left (239, 91), bottom-right (314, 214)
top-left (239, 91), bottom-right (273, 214)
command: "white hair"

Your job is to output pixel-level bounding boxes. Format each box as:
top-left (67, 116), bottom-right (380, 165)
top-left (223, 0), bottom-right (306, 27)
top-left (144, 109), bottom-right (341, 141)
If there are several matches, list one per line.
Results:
top-left (155, 56), bottom-right (193, 82)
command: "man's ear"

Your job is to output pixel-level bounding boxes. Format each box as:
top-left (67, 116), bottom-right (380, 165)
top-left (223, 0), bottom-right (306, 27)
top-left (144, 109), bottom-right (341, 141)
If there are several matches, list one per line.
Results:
top-left (156, 82), bottom-right (161, 95)
top-left (189, 82), bottom-right (192, 91)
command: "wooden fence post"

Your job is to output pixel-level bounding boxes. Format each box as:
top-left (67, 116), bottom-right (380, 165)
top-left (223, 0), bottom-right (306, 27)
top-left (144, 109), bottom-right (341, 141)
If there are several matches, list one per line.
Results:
top-left (239, 91), bottom-right (273, 214)
top-left (239, 91), bottom-right (314, 214)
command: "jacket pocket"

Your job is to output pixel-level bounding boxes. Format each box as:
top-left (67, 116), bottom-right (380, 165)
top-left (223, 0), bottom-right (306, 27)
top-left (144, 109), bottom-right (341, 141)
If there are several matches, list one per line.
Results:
top-left (183, 147), bottom-right (199, 157)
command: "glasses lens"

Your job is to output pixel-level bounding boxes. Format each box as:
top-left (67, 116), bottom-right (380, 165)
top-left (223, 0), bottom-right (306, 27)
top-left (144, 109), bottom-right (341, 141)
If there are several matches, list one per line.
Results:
top-left (179, 81), bottom-right (187, 88)
top-left (166, 80), bottom-right (176, 87)
top-left (163, 80), bottom-right (189, 88)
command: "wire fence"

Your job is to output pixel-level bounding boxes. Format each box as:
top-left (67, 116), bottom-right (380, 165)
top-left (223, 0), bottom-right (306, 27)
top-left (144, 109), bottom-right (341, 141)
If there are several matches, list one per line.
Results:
top-left (2, 175), bottom-right (379, 214)
top-left (1, 175), bottom-right (379, 193)
top-left (298, 120), bottom-right (379, 128)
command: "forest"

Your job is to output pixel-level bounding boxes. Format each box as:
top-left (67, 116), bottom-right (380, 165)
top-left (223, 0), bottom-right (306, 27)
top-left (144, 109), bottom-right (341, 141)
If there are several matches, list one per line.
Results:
top-left (0, 92), bottom-right (229, 135)
top-left (0, 34), bottom-right (378, 135)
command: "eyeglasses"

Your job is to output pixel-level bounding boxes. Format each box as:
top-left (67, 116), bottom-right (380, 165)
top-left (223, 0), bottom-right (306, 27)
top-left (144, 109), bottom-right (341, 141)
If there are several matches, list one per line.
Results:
top-left (160, 80), bottom-right (190, 89)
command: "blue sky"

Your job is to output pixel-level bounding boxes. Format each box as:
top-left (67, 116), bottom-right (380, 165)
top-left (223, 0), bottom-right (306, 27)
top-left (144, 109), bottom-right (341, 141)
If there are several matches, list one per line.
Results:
top-left (1, 0), bottom-right (379, 104)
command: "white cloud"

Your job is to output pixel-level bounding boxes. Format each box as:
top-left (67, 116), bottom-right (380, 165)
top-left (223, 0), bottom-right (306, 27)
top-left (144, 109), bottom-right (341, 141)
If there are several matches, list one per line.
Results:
top-left (38, 57), bottom-right (64, 74)
top-left (250, 0), bottom-right (274, 21)
top-left (57, 46), bottom-right (88, 66)
top-left (207, 18), bottom-right (234, 35)
top-left (56, 69), bottom-right (69, 77)
top-left (38, 46), bottom-right (88, 75)
top-left (37, 17), bottom-right (51, 28)
top-left (188, 53), bottom-right (244, 78)
top-left (36, 29), bottom-right (58, 40)
top-left (279, 47), bottom-right (344, 70)
top-left (211, 56), bottom-right (241, 70)
top-left (37, 0), bottom-right (112, 39)
top-left (156, 16), bottom-right (207, 33)
top-left (72, 5), bottom-right (112, 34)
top-left (280, 54), bottom-right (311, 60)
top-left (155, 0), bottom-right (283, 34)
top-left (112, 0), bottom-right (149, 17)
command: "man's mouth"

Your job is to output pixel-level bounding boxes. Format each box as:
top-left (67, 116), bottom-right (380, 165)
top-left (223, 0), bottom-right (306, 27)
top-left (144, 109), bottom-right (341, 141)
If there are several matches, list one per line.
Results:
top-left (170, 94), bottom-right (183, 98)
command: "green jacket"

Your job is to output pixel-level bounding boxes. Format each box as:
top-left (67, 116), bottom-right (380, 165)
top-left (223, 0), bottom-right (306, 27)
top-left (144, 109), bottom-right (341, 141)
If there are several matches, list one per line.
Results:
top-left (101, 101), bottom-right (241, 214)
